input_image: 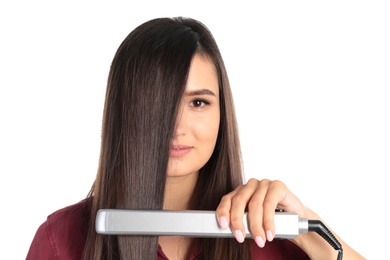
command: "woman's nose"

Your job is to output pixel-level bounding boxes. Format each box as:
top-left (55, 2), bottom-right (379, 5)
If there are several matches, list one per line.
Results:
top-left (173, 109), bottom-right (188, 137)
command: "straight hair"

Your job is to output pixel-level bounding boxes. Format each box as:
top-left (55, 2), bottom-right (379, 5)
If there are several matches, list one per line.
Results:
top-left (82, 17), bottom-right (251, 259)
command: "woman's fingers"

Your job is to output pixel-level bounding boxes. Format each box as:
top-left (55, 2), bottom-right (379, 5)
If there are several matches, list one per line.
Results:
top-left (216, 184), bottom-right (242, 241)
top-left (216, 179), bottom-right (269, 244)
top-left (228, 179), bottom-right (261, 243)
top-left (216, 178), bottom-right (305, 247)
top-left (246, 179), bottom-right (271, 247)
top-left (261, 180), bottom-right (289, 242)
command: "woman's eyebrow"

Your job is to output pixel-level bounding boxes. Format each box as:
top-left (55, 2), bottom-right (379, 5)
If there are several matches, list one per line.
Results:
top-left (185, 89), bottom-right (217, 97)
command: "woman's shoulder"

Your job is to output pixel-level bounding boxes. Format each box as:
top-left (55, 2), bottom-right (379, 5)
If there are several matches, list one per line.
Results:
top-left (251, 239), bottom-right (310, 260)
top-left (47, 197), bottom-right (92, 224)
top-left (26, 198), bottom-right (92, 259)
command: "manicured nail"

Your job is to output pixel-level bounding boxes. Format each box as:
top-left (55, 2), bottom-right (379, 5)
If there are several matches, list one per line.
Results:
top-left (255, 236), bottom-right (265, 248)
top-left (266, 230), bottom-right (273, 242)
top-left (234, 230), bottom-right (245, 243)
top-left (219, 216), bottom-right (229, 229)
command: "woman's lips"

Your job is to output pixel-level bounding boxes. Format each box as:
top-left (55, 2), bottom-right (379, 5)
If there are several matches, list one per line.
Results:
top-left (169, 145), bottom-right (192, 157)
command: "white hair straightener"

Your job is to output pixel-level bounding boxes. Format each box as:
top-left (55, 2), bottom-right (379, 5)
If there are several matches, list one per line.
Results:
top-left (95, 209), bottom-right (343, 259)
top-left (95, 209), bottom-right (307, 238)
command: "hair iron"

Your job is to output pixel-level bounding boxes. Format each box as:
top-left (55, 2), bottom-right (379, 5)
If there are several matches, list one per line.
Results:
top-left (96, 209), bottom-right (343, 260)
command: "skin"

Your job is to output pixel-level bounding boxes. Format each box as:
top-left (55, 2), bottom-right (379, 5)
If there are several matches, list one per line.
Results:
top-left (159, 54), bottom-right (365, 260)
top-left (217, 179), bottom-right (366, 259)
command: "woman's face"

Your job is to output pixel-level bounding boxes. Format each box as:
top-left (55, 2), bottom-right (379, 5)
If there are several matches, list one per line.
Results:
top-left (167, 54), bottom-right (220, 177)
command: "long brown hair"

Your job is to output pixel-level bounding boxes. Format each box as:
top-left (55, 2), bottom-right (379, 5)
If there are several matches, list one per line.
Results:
top-left (82, 17), bottom-right (251, 259)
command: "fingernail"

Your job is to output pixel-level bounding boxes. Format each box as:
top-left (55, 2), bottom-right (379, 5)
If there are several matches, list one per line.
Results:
top-left (266, 230), bottom-right (273, 242)
top-left (255, 236), bottom-right (265, 248)
top-left (219, 216), bottom-right (229, 229)
top-left (234, 230), bottom-right (245, 243)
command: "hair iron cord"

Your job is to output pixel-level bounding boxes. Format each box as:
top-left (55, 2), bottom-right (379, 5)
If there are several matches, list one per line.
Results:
top-left (308, 219), bottom-right (343, 260)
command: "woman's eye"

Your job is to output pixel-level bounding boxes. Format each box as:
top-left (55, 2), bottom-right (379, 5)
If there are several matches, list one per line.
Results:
top-left (190, 99), bottom-right (209, 108)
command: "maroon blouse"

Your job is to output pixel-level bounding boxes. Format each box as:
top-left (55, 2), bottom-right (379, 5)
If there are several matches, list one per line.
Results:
top-left (27, 199), bottom-right (309, 259)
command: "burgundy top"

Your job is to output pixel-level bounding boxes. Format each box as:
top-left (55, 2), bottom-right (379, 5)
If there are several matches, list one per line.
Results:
top-left (26, 199), bottom-right (309, 259)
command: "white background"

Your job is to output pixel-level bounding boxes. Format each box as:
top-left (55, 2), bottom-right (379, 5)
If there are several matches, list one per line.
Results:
top-left (1, 1), bottom-right (389, 259)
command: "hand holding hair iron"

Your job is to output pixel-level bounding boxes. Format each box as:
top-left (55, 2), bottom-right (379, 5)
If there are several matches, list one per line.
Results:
top-left (95, 209), bottom-right (343, 260)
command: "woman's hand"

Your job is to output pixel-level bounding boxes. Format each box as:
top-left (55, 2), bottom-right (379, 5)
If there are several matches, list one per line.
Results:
top-left (216, 178), bottom-right (366, 260)
top-left (216, 178), bottom-right (306, 248)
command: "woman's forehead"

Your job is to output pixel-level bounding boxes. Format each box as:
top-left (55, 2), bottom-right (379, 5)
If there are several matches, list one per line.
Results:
top-left (185, 54), bottom-right (219, 95)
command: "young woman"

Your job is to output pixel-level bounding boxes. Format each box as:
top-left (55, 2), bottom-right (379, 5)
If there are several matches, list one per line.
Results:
top-left (27, 17), bottom-right (365, 260)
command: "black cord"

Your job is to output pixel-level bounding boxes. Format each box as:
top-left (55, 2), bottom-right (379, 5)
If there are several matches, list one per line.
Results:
top-left (308, 220), bottom-right (343, 260)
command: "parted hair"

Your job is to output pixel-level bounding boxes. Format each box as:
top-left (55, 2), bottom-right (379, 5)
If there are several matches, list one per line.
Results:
top-left (82, 17), bottom-right (251, 259)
